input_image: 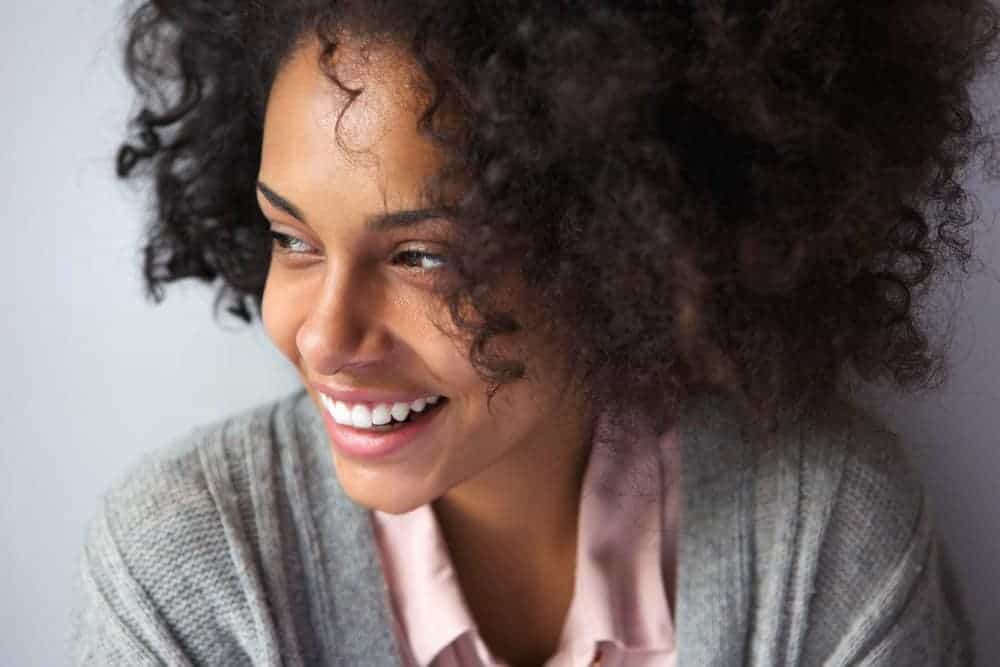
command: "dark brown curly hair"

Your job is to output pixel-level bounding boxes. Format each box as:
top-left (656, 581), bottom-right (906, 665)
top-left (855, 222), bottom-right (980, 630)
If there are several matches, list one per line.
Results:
top-left (117, 0), bottom-right (1000, 435)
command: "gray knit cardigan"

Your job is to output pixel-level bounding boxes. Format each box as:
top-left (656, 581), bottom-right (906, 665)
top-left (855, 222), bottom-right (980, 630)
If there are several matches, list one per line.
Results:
top-left (71, 387), bottom-right (974, 665)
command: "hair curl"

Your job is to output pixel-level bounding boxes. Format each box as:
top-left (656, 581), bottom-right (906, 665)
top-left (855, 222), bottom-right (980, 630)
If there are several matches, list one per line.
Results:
top-left (118, 0), bottom-right (1000, 435)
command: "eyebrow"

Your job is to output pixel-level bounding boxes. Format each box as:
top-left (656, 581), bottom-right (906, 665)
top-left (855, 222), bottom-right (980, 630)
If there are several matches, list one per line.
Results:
top-left (256, 181), bottom-right (449, 232)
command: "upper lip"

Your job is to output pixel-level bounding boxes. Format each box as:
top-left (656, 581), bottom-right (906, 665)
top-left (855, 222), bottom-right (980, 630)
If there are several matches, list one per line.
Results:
top-left (311, 381), bottom-right (445, 406)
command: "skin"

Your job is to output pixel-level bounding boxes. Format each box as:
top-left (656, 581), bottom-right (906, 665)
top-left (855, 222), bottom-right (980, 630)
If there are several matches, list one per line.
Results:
top-left (258, 36), bottom-right (598, 666)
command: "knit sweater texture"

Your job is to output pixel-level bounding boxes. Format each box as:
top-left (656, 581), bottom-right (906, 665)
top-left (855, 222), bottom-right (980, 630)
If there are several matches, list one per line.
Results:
top-left (71, 387), bottom-right (974, 665)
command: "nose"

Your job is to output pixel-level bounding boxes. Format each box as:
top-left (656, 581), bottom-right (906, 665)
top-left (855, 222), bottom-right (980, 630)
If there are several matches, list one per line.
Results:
top-left (295, 267), bottom-right (392, 375)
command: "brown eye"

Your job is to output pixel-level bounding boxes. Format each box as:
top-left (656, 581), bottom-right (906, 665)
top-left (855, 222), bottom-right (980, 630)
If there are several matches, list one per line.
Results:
top-left (392, 249), bottom-right (449, 272)
top-left (270, 231), bottom-right (314, 255)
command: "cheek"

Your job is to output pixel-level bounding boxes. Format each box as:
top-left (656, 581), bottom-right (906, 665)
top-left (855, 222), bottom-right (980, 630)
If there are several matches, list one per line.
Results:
top-left (260, 273), bottom-right (305, 362)
top-left (432, 339), bottom-right (481, 397)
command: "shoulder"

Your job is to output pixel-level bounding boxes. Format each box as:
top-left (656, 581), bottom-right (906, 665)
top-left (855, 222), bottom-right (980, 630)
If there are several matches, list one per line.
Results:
top-left (74, 389), bottom-right (307, 664)
top-left (93, 390), bottom-right (295, 555)
top-left (758, 398), bottom-right (972, 664)
top-left (678, 393), bottom-right (923, 540)
top-left (779, 397), bottom-right (928, 579)
top-left (773, 397), bottom-right (924, 542)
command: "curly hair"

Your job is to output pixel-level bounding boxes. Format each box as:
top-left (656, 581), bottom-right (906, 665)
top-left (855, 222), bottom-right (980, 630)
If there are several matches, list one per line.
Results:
top-left (117, 0), bottom-right (1000, 435)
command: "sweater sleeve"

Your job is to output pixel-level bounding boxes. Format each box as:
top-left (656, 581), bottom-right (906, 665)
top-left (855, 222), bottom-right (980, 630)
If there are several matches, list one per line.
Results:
top-left (845, 533), bottom-right (974, 666)
top-left (71, 497), bottom-right (195, 666)
top-left (70, 421), bottom-right (277, 666)
top-left (798, 407), bottom-right (975, 666)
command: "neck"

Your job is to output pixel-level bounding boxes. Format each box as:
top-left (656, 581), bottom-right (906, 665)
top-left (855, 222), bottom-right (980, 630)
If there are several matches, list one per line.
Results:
top-left (429, 401), bottom-right (596, 667)
top-left (431, 400), bottom-right (597, 571)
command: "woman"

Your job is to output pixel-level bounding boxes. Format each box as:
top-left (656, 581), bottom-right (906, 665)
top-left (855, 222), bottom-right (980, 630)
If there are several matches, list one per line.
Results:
top-left (74, 1), bottom-right (998, 665)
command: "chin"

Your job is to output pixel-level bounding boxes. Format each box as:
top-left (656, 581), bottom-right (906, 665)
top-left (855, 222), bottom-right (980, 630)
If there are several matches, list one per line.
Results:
top-left (333, 464), bottom-right (434, 516)
top-left (358, 493), bottom-right (430, 516)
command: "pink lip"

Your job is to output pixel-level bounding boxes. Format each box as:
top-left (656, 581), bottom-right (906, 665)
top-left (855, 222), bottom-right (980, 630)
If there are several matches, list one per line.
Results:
top-left (321, 396), bottom-right (449, 461)
top-left (311, 381), bottom-right (444, 407)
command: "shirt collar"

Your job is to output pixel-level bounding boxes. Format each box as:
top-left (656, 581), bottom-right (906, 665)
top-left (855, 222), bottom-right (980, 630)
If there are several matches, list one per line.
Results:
top-left (371, 408), bottom-right (680, 665)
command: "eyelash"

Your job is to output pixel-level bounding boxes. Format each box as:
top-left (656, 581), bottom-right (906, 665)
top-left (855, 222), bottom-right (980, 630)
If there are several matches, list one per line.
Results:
top-left (269, 231), bottom-right (448, 272)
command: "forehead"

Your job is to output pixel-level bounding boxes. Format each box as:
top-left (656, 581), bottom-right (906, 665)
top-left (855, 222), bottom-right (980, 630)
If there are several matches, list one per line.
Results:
top-left (259, 36), bottom-right (442, 209)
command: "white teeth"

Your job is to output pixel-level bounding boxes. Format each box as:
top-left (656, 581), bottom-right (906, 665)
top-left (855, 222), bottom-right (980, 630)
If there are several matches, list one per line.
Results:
top-left (350, 404), bottom-right (373, 429)
top-left (320, 393), bottom-right (444, 430)
top-left (333, 400), bottom-right (352, 426)
top-left (371, 404), bottom-right (392, 426)
top-left (389, 402), bottom-right (411, 422)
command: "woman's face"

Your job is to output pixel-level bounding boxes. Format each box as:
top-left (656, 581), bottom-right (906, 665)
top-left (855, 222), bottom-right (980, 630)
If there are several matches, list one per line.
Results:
top-left (258, 37), bottom-right (591, 514)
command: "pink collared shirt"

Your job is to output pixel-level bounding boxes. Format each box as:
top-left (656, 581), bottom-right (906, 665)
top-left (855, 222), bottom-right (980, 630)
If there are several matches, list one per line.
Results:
top-left (371, 412), bottom-right (681, 667)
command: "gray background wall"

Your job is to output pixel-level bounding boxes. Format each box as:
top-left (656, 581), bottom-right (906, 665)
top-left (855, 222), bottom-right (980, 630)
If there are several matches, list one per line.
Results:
top-left (2, 1), bottom-right (997, 664)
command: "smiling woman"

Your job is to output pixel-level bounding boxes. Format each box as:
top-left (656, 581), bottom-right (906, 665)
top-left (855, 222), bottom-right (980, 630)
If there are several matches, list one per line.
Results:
top-left (254, 38), bottom-right (596, 537)
top-left (73, 1), bottom-right (999, 666)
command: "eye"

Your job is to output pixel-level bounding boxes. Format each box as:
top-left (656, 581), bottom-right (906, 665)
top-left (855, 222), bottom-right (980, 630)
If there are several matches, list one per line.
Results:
top-left (392, 249), bottom-right (449, 272)
top-left (270, 231), bottom-right (315, 256)
top-left (271, 230), bottom-right (448, 274)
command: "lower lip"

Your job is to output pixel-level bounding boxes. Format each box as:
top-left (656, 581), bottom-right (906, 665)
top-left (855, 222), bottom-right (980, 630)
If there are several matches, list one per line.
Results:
top-left (322, 398), bottom-right (449, 461)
